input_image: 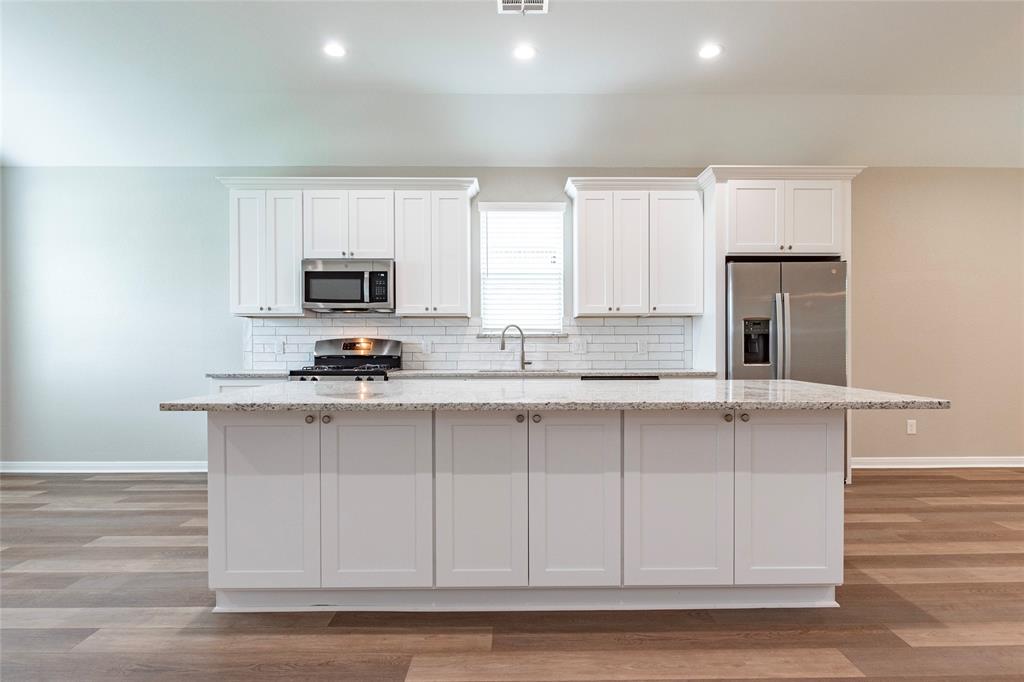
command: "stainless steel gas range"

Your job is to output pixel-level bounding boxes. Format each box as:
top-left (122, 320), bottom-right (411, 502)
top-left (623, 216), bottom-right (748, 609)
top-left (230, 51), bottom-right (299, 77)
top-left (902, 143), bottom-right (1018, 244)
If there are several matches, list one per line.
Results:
top-left (288, 338), bottom-right (402, 382)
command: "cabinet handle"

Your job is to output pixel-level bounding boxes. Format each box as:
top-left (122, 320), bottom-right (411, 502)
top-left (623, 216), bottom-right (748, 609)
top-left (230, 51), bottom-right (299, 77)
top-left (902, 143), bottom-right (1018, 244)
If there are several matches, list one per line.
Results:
top-left (652, 306), bottom-right (657, 311)
top-left (259, 306), bottom-right (264, 311)
top-left (532, 414), bottom-right (542, 423)
top-left (608, 307), bottom-right (612, 311)
top-left (616, 307), bottom-right (621, 311)
top-left (740, 413), bottom-right (750, 422)
top-left (433, 307), bottom-right (437, 311)
top-left (305, 415), bottom-right (315, 424)
top-left (723, 413), bottom-right (734, 423)
top-left (788, 245), bottom-right (793, 250)
top-left (779, 245), bottom-right (784, 250)
top-left (516, 414), bottom-right (525, 423)
top-left (424, 307), bottom-right (429, 311)
top-left (266, 306), bottom-right (271, 311)
top-left (321, 415), bottom-right (332, 424)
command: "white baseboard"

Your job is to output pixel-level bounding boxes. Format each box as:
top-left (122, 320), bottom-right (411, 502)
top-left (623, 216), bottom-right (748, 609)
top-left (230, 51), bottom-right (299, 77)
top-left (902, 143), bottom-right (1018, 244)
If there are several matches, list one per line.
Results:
top-left (852, 456), bottom-right (1024, 469)
top-left (0, 460), bottom-right (207, 474)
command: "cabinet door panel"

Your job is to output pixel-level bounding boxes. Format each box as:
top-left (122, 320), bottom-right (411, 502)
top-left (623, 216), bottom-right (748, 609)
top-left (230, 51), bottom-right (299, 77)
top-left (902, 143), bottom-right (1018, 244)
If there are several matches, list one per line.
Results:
top-left (431, 191), bottom-right (471, 316)
top-left (394, 191), bottom-right (433, 315)
top-left (303, 190), bottom-right (349, 258)
top-left (624, 411), bottom-right (734, 585)
top-left (785, 180), bottom-right (842, 254)
top-left (612, 191), bottom-right (650, 314)
top-left (229, 190), bottom-right (264, 315)
top-left (264, 190), bottom-right (303, 315)
top-left (649, 191), bottom-right (703, 315)
top-left (207, 413), bottom-right (320, 588)
top-left (727, 180), bottom-right (785, 253)
top-left (735, 411), bottom-right (844, 585)
top-left (348, 190), bottom-right (395, 259)
top-left (574, 192), bottom-right (614, 315)
top-left (321, 412), bottom-right (432, 588)
top-left (435, 411), bottom-right (528, 587)
top-left (529, 411), bottom-right (621, 586)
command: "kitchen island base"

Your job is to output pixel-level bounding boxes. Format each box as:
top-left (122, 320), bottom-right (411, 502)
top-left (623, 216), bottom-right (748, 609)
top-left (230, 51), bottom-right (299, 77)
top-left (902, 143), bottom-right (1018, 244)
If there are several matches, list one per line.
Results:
top-left (212, 586), bottom-right (838, 613)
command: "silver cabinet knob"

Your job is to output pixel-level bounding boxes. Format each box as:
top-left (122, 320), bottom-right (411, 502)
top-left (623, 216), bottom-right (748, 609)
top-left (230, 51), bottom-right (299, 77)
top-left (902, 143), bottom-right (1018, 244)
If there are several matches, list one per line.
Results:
top-left (321, 415), bottom-right (332, 424)
top-left (305, 415), bottom-right (315, 424)
top-left (723, 413), bottom-right (734, 423)
top-left (740, 413), bottom-right (750, 422)
top-left (532, 414), bottom-right (542, 423)
top-left (516, 414), bottom-right (525, 423)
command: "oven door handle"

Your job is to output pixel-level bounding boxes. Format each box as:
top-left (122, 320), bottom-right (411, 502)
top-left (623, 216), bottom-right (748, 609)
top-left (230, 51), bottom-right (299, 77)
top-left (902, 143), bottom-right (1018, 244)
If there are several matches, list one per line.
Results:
top-left (363, 271), bottom-right (370, 303)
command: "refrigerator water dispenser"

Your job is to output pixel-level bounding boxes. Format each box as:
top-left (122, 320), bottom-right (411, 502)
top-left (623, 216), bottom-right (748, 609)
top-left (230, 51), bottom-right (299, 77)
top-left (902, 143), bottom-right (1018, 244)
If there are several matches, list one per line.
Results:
top-left (742, 319), bottom-right (771, 365)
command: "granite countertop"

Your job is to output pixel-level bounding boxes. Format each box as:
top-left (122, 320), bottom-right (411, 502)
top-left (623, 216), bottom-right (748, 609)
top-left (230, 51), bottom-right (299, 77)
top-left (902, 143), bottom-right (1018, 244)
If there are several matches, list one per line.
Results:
top-left (162, 379), bottom-right (949, 413)
top-left (205, 369), bottom-right (716, 380)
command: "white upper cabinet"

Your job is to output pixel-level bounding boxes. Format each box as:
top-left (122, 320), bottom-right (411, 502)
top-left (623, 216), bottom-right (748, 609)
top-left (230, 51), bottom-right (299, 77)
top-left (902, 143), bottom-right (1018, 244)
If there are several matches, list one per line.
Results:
top-left (394, 190), bottom-right (433, 315)
top-left (264, 191), bottom-right (303, 315)
top-left (717, 172), bottom-right (854, 255)
top-left (573, 191), bottom-right (615, 315)
top-left (229, 189), bottom-right (302, 316)
top-left (567, 179), bottom-right (704, 317)
top-left (430, 191), bottom-right (471, 316)
top-left (303, 190), bottom-right (349, 258)
top-left (348, 190), bottom-right (395, 259)
top-left (394, 190), bottom-right (471, 317)
top-left (786, 180), bottom-right (842, 253)
top-left (612, 192), bottom-right (650, 315)
top-left (650, 191), bottom-right (703, 315)
top-left (726, 180), bottom-right (785, 253)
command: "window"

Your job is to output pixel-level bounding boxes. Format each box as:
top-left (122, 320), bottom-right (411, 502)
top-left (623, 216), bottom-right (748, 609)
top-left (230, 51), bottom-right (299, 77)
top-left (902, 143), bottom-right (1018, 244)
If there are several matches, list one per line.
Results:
top-left (479, 203), bottom-right (565, 333)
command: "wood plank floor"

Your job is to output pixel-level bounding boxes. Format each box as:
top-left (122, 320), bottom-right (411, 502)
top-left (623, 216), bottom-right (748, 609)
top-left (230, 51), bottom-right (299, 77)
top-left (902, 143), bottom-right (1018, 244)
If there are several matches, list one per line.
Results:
top-left (3, 469), bottom-right (1024, 680)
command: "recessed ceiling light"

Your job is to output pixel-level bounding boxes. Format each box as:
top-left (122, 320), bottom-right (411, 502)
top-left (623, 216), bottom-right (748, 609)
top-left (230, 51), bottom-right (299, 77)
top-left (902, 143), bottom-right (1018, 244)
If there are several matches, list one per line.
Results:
top-left (698, 43), bottom-right (722, 60)
top-left (323, 41), bottom-right (347, 58)
top-left (513, 43), bottom-right (537, 61)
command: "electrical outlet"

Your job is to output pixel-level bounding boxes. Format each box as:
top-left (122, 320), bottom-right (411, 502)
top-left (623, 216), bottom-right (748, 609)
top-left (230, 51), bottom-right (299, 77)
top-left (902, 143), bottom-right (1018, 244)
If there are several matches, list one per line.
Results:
top-left (637, 339), bottom-right (648, 354)
top-left (906, 419), bottom-right (917, 435)
top-left (570, 339), bottom-right (587, 354)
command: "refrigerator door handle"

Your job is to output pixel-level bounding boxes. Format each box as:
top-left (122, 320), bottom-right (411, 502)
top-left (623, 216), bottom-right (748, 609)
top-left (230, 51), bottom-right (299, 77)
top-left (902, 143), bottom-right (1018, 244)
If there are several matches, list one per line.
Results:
top-left (783, 292), bottom-right (793, 379)
top-left (774, 293), bottom-right (785, 380)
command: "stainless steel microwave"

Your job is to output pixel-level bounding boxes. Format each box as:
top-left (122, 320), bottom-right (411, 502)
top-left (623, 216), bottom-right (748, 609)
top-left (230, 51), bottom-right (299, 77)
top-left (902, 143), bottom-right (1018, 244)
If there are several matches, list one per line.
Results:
top-left (302, 259), bottom-right (395, 312)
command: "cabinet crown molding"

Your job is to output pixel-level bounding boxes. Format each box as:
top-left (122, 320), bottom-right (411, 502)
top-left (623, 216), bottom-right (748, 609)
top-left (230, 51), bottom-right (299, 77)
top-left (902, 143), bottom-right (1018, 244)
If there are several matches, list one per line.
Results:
top-left (218, 177), bottom-right (480, 196)
top-left (565, 177), bottom-right (700, 198)
top-left (697, 165), bottom-right (865, 189)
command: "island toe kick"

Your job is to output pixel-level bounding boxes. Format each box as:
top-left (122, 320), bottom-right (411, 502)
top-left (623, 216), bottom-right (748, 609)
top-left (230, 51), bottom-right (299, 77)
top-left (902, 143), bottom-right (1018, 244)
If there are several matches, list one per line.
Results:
top-left (206, 408), bottom-right (847, 612)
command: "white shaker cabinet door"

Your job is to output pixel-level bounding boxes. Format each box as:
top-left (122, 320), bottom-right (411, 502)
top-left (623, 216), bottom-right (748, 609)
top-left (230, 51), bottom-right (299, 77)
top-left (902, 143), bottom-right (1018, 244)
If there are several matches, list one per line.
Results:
top-left (228, 189), bottom-right (264, 315)
top-left (263, 190), bottom-right (304, 316)
top-left (726, 180), bottom-right (785, 254)
top-left (649, 190), bottom-right (703, 315)
top-left (320, 412), bottom-right (433, 588)
top-left (623, 411), bottom-right (734, 586)
top-left (785, 180), bottom-right (843, 254)
top-left (430, 191), bottom-right (471, 316)
top-left (207, 412), bottom-right (321, 589)
top-left (348, 190), bottom-right (395, 259)
top-left (734, 410), bottom-right (845, 585)
top-left (394, 190), bottom-right (434, 315)
top-left (435, 411), bottom-right (528, 587)
top-left (528, 411), bottom-right (621, 587)
top-left (303, 190), bottom-right (349, 258)
top-left (573, 191), bottom-right (615, 316)
top-left (612, 191), bottom-right (650, 314)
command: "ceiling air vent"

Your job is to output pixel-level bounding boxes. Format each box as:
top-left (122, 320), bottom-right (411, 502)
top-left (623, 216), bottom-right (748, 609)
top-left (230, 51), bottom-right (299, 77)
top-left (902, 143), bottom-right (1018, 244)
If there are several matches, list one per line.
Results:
top-left (498, 0), bottom-right (548, 15)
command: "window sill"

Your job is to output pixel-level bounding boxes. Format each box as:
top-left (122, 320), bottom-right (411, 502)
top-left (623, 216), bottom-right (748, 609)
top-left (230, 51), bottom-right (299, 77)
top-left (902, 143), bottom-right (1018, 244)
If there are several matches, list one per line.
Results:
top-left (477, 331), bottom-right (568, 339)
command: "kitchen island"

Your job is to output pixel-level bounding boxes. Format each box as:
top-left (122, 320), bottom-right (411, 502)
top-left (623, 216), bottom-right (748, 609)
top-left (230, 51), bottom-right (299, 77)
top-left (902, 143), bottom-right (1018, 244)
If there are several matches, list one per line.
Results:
top-left (162, 378), bottom-right (947, 612)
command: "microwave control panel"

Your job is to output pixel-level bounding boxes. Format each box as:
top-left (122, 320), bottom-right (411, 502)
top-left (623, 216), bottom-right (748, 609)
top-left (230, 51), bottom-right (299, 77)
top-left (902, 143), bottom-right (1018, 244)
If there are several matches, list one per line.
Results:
top-left (369, 272), bottom-right (389, 302)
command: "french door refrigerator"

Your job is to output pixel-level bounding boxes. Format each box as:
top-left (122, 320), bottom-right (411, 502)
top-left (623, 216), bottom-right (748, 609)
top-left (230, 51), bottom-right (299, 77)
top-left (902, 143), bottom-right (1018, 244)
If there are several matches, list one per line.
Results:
top-left (727, 260), bottom-right (847, 386)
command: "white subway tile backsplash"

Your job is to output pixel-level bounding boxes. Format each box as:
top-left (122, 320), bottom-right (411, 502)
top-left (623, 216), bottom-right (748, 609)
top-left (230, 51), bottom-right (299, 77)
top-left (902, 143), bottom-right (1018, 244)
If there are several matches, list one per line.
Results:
top-left (241, 314), bottom-right (694, 371)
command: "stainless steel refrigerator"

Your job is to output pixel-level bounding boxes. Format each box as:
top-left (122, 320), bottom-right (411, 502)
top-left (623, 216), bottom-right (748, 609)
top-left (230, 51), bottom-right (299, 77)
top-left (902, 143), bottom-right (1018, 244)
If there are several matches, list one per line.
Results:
top-left (727, 260), bottom-right (847, 386)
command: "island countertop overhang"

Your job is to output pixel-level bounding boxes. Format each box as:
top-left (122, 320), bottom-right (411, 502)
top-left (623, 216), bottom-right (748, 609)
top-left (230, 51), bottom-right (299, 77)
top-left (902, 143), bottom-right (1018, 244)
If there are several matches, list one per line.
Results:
top-left (161, 378), bottom-right (949, 412)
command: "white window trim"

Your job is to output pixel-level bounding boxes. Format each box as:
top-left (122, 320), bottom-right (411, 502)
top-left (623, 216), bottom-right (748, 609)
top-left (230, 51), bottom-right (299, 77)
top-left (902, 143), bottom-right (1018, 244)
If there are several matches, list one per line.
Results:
top-left (478, 202), bottom-right (566, 213)
top-left (478, 202), bottom-right (566, 334)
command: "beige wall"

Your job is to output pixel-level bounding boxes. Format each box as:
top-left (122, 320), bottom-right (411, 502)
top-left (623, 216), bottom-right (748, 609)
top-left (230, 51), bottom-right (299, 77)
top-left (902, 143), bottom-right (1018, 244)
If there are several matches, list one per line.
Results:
top-left (851, 168), bottom-right (1024, 458)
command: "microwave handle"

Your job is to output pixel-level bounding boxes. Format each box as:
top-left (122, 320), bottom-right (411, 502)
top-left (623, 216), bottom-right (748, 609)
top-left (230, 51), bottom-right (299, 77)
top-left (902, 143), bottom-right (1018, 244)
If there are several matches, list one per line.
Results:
top-left (363, 272), bottom-right (370, 303)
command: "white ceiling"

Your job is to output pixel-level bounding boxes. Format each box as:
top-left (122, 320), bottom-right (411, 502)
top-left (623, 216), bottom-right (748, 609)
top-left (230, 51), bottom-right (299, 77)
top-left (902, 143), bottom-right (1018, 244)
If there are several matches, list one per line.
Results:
top-left (3, 1), bottom-right (1022, 166)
